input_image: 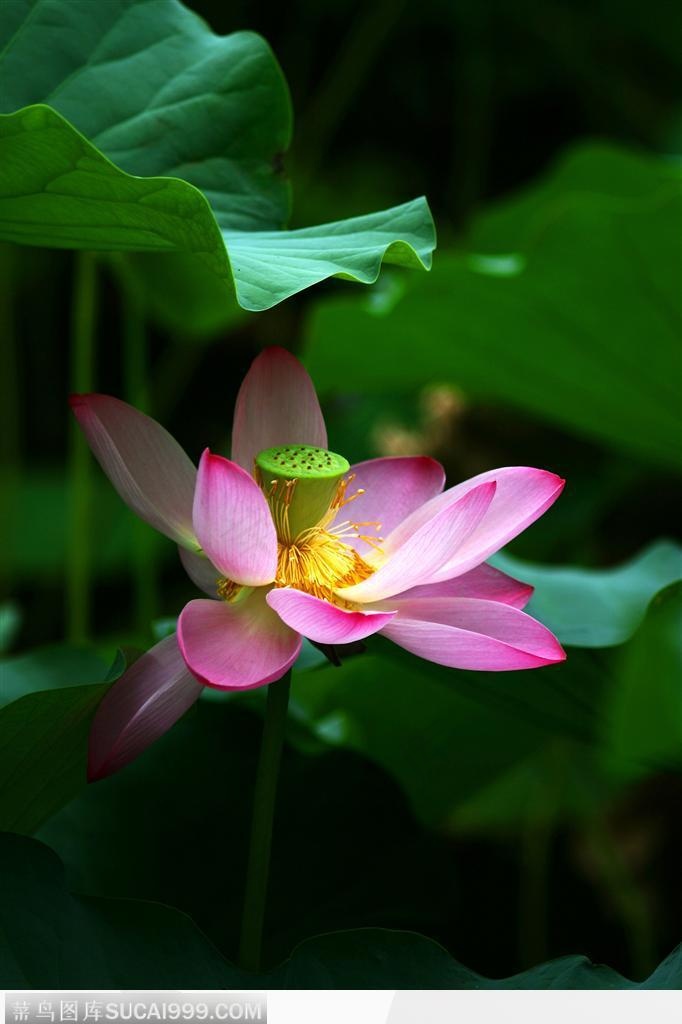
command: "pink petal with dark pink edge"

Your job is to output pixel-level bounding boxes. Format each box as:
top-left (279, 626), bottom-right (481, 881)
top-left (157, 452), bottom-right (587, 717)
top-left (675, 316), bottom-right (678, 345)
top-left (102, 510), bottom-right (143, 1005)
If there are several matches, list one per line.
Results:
top-left (393, 562), bottom-right (533, 609)
top-left (267, 588), bottom-right (396, 644)
top-left (69, 394), bottom-right (197, 547)
top-left (231, 347), bottom-right (328, 474)
top-left (178, 546), bottom-right (220, 597)
top-left (193, 450), bottom-right (278, 587)
top-left (177, 591), bottom-right (301, 691)
top-left (383, 466), bottom-right (565, 580)
top-left (336, 481), bottom-right (497, 604)
top-left (340, 456), bottom-right (446, 553)
top-left (381, 597), bottom-right (565, 671)
top-left (88, 635), bottom-right (202, 781)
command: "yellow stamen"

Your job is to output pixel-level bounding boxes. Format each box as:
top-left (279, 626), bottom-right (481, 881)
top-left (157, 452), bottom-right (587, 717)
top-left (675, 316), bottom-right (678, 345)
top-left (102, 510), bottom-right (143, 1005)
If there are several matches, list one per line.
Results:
top-left (276, 528), bottom-right (374, 606)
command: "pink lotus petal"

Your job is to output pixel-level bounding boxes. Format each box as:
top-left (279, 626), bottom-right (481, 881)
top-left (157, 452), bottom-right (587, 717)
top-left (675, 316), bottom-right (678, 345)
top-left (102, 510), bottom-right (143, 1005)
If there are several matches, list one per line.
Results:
top-left (384, 466), bottom-right (564, 579)
top-left (177, 591), bottom-right (301, 690)
top-left (267, 588), bottom-right (396, 644)
top-left (193, 450), bottom-right (278, 587)
top-left (231, 347), bottom-right (328, 474)
top-left (70, 394), bottom-right (196, 546)
top-left (340, 456), bottom-right (446, 552)
top-left (393, 562), bottom-right (533, 608)
top-left (88, 635), bottom-right (202, 781)
top-left (381, 597), bottom-right (565, 671)
top-left (178, 546), bottom-right (220, 597)
top-left (336, 482), bottom-right (497, 604)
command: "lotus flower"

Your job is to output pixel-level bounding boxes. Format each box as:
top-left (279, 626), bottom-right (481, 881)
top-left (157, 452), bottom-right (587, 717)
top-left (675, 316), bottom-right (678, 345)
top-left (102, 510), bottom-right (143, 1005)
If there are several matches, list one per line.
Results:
top-left (71, 347), bottom-right (565, 780)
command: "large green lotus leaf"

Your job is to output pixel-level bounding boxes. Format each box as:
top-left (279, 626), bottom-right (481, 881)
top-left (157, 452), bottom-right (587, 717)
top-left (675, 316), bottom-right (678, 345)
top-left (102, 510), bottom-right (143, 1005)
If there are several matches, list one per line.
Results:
top-left (304, 148), bottom-right (680, 468)
top-left (494, 540), bottom-right (682, 647)
top-left (3, 834), bottom-right (679, 988)
top-left (0, 1), bottom-right (435, 312)
top-left (291, 562), bottom-right (682, 829)
top-left (0, 2), bottom-right (291, 231)
top-left (602, 584), bottom-right (682, 781)
top-left (0, 833), bottom-right (235, 987)
top-left (446, 582), bottom-right (682, 834)
top-left (471, 142), bottom-right (682, 251)
top-left (0, 644), bottom-right (109, 709)
top-left (291, 642), bottom-right (608, 828)
top-left (38, 699), bottom-right (464, 965)
top-left (0, 651), bottom-right (123, 833)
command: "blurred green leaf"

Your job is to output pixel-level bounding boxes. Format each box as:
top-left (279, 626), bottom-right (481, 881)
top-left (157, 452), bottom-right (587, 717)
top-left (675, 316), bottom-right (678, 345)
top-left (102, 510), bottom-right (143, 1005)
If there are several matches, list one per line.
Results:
top-left (39, 698), bottom-right (462, 963)
top-left (305, 146), bottom-right (681, 468)
top-left (471, 143), bottom-right (682, 251)
top-left (495, 540), bottom-right (682, 647)
top-left (291, 642), bottom-right (610, 828)
top-left (0, 833), bottom-right (234, 987)
top-left (0, 648), bottom-right (123, 832)
top-left (0, 683), bottom-right (107, 834)
top-left (603, 584), bottom-right (682, 780)
top-left (3, 834), bottom-right (679, 988)
top-left (278, 931), bottom-right (682, 989)
top-left (0, 1), bottom-right (434, 313)
top-left (0, 601), bottom-right (21, 654)
top-left (0, 644), bottom-right (108, 709)
top-left (6, 469), bottom-right (165, 580)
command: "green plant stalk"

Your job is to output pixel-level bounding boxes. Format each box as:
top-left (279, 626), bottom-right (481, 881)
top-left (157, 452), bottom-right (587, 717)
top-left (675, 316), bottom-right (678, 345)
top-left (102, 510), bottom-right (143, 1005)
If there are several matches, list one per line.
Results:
top-left (0, 245), bottom-right (19, 603)
top-left (586, 813), bottom-right (657, 981)
top-left (67, 252), bottom-right (97, 644)
top-left (519, 816), bottom-right (553, 967)
top-left (239, 671), bottom-right (292, 972)
top-left (121, 275), bottom-right (156, 640)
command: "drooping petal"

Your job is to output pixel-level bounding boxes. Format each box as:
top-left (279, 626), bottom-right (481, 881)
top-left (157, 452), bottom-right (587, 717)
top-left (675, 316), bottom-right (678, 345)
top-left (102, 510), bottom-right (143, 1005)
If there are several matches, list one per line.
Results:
top-left (193, 450), bottom-right (278, 587)
top-left (381, 597), bottom-right (565, 671)
top-left (177, 591), bottom-right (301, 690)
top-left (231, 347), bottom-right (328, 474)
top-left (178, 546), bottom-right (220, 597)
top-left (336, 481), bottom-right (496, 604)
top-left (383, 466), bottom-right (564, 579)
top-left (392, 562), bottom-right (533, 609)
top-left (88, 635), bottom-right (202, 781)
top-left (340, 456), bottom-right (446, 552)
top-left (69, 394), bottom-right (197, 547)
top-left (267, 588), bottom-right (396, 644)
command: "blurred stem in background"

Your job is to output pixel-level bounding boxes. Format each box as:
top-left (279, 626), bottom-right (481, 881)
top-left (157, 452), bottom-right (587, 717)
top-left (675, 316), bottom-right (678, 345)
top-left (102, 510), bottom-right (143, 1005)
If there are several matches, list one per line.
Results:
top-left (451, 9), bottom-right (493, 228)
top-left (239, 670), bottom-right (292, 972)
top-left (295, 0), bottom-right (406, 189)
top-left (67, 252), bottom-right (97, 645)
top-left (584, 812), bottom-right (657, 981)
top-left (0, 245), bottom-right (19, 605)
top-left (519, 813), bottom-right (554, 967)
top-left (119, 262), bottom-right (156, 641)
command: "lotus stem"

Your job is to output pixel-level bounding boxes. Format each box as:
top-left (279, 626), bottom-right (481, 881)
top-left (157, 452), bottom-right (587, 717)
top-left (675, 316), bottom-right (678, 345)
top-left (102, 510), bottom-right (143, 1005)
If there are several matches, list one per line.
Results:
top-left (67, 252), bottom-right (97, 644)
top-left (238, 671), bottom-right (292, 972)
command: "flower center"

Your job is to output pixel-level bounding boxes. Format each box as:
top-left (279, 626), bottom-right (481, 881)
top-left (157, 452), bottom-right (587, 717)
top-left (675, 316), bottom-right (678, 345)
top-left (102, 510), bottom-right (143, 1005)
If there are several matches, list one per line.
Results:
top-left (253, 443), bottom-right (383, 606)
top-left (276, 528), bottom-right (374, 605)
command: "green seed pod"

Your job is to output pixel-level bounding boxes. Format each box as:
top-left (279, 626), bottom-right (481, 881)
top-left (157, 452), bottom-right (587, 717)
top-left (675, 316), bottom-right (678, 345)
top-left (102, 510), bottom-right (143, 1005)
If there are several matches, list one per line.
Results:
top-left (255, 444), bottom-right (350, 539)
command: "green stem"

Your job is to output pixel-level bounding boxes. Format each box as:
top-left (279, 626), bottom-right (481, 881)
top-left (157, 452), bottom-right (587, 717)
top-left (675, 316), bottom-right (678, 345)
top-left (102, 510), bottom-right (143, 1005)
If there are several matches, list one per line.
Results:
top-left (586, 814), bottom-right (657, 980)
top-left (67, 252), bottom-right (97, 645)
top-left (519, 817), bottom-right (553, 967)
top-left (121, 275), bottom-right (156, 640)
top-left (296, 0), bottom-right (406, 185)
top-left (0, 245), bottom-right (19, 603)
top-left (239, 672), bottom-right (292, 972)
